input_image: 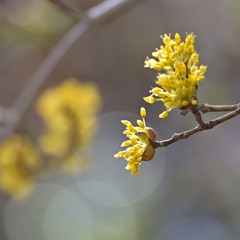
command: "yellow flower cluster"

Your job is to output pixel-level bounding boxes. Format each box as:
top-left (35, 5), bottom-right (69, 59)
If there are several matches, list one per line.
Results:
top-left (0, 135), bottom-right (41, 198)
top-left (144, 33), bottom-right (207, 118)
top-left (114, 108), bottom-right (155, 175)
top-left (36, 78), bottom-right (102, 170)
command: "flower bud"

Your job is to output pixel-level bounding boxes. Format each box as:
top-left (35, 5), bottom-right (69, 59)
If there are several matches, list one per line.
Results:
top-left (142, 144), bottom-right (155, 161)
top-left (140, 107), bottom-right (146, 118)
top-left (175, 33), bottom-right (181, 44)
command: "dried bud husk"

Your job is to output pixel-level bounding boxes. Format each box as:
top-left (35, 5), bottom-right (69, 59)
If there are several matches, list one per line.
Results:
top-left (142, 144), bottom-right (155, 161)
top-left (146, 127), bottom-right (156, 141)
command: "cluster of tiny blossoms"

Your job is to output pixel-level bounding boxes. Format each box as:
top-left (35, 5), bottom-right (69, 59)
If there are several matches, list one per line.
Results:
top-left (114, 108), bottom-right (155, 175)
top-left (36, 78), bottom-right (102, 171)
top-left (144, 33), bottom-right (207, 118)
top-left (0, 135), bottom-right (41, 198)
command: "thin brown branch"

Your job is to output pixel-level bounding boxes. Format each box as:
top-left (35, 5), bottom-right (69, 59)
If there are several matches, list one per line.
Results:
top-left (199, 103), bottom-right (240, 113)
top-left (151, 106), bottom-right (240, 149)
top-left (181, 103), bottom-right (240, 116)
top-left (191, 105), bottom-right (205, 129)
top-left (204, 106), bottom-right (240, 129)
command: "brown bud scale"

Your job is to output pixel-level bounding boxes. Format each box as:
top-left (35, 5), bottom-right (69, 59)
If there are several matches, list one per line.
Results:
top-left (142, 144), bottom-right (155, 161)
top-left (146, 127), bottom-right (156, 141)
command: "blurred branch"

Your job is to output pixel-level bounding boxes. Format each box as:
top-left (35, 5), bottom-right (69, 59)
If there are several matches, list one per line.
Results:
top-left (151, 104), bottom-right (240, 149)
top-left (0, 107), bottom-right (17, 125)
top-left (46, 0), bottom-right (87, 20)
top-left (0, 0), bottom-right (144, 141)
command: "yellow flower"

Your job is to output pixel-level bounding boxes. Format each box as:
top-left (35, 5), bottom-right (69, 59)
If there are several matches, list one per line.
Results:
top-left (36, 78), bottom-right (102, 170)
top-left (144, 33), bottom-right (207, 118)
top-left (114, 108), bottom-right (155, 175)
top-left (0, 135), bottom-right (41, 198)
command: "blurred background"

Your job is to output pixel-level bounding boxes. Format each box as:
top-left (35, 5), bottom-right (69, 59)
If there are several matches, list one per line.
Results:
top-left (0, 0), bottom-right (240, 239)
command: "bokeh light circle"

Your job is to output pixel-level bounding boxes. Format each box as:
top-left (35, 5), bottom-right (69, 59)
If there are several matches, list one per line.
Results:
top-left (4, 184), bottom-right (62, 240)
top-left (42, 188), bottom-right (93, 240)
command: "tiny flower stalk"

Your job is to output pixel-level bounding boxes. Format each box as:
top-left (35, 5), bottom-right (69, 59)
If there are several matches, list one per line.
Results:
top-left (114, 108), bottom-right (156, 175)
top-left (144, 33), bottom-right (207, 118)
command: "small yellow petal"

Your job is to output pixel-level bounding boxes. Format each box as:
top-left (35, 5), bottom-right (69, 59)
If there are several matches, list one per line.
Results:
top-left (131, 165), bottom-right (140, 175)
top-left (121, 120), bottom-right (132, 126)
top-left (191, 53), bottom-right (199, 65)
top-left (114, 151), bottom-right (125, 158)
top-left (175, 33), bottom-right (181, 44)
top-left (140, 107), bottom-right (146, 118)
top-left (143, 96), bottom-right (156, 104)
top-left (191, 99), bottom-right (198, 105)
top-left (159, 111), bottom-right (169, 118)
top-left (123, 130), bottom-right (131, 136)
top-left (125, 164), bottom-right (139, 175)
top-left (137, 120), bottom-right (144, 128)
top-left (121, 140), bottom-right (131, 147)
top-left (181, 100), bottom-right (189, 107)
top-left (199, 65), bottom-right (207, 74)
top-left (129, 136), bottom-right (138, 145)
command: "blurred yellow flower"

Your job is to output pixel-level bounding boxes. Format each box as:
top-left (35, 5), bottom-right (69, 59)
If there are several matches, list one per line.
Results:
top-left (36, 78), bottom-right (102, 171)
top-left (114, 108), bottom-right (155, 175)
top-left (0, 135), bottom-right (41, 198)
top-left (144, 33), bottom-right (207, 118)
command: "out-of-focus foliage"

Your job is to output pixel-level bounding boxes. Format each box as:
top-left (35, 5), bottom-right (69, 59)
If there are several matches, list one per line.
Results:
top-left (37, 78), bottom-right (102, 170)
top-left (0, 135), bottom-right (41, 198)
top-left (0, 78), bottom-right (102, 198)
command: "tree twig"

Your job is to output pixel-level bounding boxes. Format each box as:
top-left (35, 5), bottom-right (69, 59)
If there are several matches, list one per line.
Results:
top-left (180, 103), bottom-right (240, 116)
top-left (191, 105), bottom-right (205, 129)
top-left (199, 103), bottom-right (240, 113)
top-left (150, 106), bottom-right (240, 149)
